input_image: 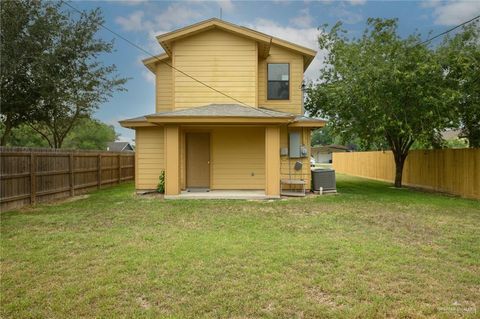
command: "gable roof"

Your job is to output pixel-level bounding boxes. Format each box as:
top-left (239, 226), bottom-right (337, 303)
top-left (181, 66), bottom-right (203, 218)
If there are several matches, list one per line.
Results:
top-left (144, 18), bottom-right (316, 72)
top-left (107, 142), bottom-right (134, 152)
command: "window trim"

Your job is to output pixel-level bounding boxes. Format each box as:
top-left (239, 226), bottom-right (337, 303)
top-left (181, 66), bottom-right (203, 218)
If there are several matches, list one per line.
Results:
top-left (267, 63), bottom-right (290, 101)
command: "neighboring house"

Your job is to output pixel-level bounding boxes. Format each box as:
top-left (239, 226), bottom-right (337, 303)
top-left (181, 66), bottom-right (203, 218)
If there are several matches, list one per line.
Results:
top-left (120, 18), bottom-right (325, 197)
top-left (107, 142), bottom-right (134, 152)
top-left (311, 145), bottom-right (350, 164)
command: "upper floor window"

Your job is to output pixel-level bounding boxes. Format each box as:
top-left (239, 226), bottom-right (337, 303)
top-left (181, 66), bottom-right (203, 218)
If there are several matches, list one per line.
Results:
top-left (267, 63), bottom-right (289, 100)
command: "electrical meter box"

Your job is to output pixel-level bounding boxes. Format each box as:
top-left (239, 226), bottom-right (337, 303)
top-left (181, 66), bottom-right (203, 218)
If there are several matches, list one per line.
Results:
top-left (300, 145), bottom-right (308, 157)
top-left (289, 132), bottom-right (301, 158)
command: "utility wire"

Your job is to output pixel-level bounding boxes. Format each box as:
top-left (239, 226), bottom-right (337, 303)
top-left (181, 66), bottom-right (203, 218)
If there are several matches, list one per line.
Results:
top-left (416, 14), bottom-right (479, 46)
top-left (61, 0), bottom-right (281, 117)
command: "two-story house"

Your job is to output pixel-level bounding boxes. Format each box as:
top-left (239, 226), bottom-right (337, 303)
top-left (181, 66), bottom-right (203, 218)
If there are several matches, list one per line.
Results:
top-left (120, 18), bottom-right (325, 198)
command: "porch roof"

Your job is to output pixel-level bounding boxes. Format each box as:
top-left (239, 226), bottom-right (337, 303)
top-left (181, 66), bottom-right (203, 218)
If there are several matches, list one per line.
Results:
top-left (119, 104), bottom-right (326, 127)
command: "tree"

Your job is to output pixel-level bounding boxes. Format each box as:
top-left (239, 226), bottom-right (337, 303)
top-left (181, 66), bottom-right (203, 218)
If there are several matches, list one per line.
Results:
top-left (0, 0), bottom-right (46, 145)
top-left (0, 0), bottom-right (127, 147)
top-left (311, 124), bottom-right (336, 146)
top-left (0, 123), bottom-right (49, 148)
top-left (438, 21), bottom-right (480, 147)
top-left (63, 118), bottom-right (118, 150)
top-left (305, 19), bottom-right (454, 187)
top-left (0, 118), bottom-right (118, 150)
top-left (310, 123), bottom-right (387, 151)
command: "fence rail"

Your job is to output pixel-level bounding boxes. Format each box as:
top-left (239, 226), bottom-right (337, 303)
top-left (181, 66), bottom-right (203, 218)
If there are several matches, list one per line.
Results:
top-left (1, 147), bottom-right (135, 211)
top-left (333, 148), bottom-right (480, 200)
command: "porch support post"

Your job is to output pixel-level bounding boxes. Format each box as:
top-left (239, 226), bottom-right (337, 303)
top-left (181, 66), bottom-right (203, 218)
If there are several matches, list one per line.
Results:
top-left (265, 126), bottom-right (281, 197)
top-left (164, 125), bottom-right (181, 195)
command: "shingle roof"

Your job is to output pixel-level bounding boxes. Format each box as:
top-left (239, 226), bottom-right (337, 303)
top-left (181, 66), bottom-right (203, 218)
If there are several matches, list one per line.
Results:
top-left (107, 142), bottom-right (133, 152)
top-left (147, 104), bottom-right (295, 118)
top-left (120, 104), bottom-right (326, 128)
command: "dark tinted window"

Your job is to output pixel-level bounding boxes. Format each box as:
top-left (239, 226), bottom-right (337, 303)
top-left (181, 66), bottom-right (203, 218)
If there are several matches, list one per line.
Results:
top-left (267, 63), bottom-right (289, 100)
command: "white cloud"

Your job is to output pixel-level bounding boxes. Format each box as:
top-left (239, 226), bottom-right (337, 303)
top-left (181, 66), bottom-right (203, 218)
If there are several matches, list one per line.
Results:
top-left (246, 19), bottom-right (325, 81)
top-left (217, 0), bottom-right (235, 13)
top-left (420, 0), bottom-right (442, 8)
top-left (115, 3), bottom-right (203, 33)
top-left (290, 8), bottom-right (313, 28)
top-left (330, 5), bottom-right (364, 24)
top-left (142, 69), bottom-right (155, 84)
top-left (348, 0), bottom-right (367, 5)
top-left (428, 1), bottom-right (480, 26)
top-left (115, 11), bottom-right (151, 32)
top-left (153, 3), bottom-right (203, 30)
top-left (118, 0), bottom-right (148, 5)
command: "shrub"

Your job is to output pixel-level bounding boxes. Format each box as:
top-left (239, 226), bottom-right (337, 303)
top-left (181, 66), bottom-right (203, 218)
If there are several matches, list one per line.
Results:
top-left (157, 171), bottom-right (165, 194)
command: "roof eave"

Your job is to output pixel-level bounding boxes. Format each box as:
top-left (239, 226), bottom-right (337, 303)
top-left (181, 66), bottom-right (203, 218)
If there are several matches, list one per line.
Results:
top-left (289, 119), bottom-right (326, 128)
top-left (142, 53), bottom-right (170, 73)
top-left (119, 120), bottom-right (157, 129)
top-left (145, 116), bottom-right (293, 124)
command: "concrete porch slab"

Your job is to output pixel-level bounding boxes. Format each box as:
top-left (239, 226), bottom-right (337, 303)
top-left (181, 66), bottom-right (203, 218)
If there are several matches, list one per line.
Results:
top-left (164, 190), bottom-right (279, 200)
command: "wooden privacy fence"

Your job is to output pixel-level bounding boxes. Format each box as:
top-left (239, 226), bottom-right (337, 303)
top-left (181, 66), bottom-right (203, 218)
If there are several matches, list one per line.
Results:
top-left (1, 147), bottom-right (135, 211)
top-left (333, 148), bottom-right (480, 199)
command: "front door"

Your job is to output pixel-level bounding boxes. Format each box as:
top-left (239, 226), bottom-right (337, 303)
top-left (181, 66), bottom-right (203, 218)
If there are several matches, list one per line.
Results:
top-left (186, 132), bottom-right (210, 189)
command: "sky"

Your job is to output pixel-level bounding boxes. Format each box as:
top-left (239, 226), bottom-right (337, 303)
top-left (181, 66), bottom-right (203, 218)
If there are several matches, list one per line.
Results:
top-left (70, 0), bottom-right (480, 143)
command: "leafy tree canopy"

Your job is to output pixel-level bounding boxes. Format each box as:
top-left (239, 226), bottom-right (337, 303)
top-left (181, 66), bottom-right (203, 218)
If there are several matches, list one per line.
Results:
top-left (0, 0), bottom-right (127, 147)
top-left (305, 18), bottom-right (456, 187)
top-left (438, 21), bottom-right (480, 148)
top-left (0, 118), bottom-right (118, 150)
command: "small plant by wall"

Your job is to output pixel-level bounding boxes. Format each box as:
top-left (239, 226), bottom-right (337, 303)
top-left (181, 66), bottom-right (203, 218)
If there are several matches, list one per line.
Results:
top-left (157, 171), bottom-right (165, 194)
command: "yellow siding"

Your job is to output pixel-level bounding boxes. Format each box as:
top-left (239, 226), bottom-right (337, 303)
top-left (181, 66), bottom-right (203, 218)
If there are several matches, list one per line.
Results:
top-left (135, 125), bottom-right (312, 192)
top-left (179, 127), bottom-right (265, 190)
top-left (211, 127), bottom-right (265, 189)
top-left (135, 127), bottom-right (164, 189)
top-left (173, 29), bottom-right (257, 109)
top-left (265, 126), bottom-right (281, 196)
top-left (164, 125), bottom-right (180, 195)
top-left (280, 126), bottom-right (311, 190)
top-left (258, 44), bottom-right (304, 114)
top-left (155, 58), bottom-right (173, 112)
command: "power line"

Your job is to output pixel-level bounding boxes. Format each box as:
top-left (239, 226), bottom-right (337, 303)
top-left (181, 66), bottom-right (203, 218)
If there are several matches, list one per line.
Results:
top-left (417, 14), bottom-right (479, 46)
top-left (61, 0), bottom-right (261, 110)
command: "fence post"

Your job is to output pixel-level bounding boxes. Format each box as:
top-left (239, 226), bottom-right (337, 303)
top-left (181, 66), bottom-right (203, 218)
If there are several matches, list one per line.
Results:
top-left (97, 154), bottom-right (102, 189)
top-left (30, 152), bottom-right (36, 205)
top-left (118, 154), bottom-right (121, 183)
top-left (69, 154), bottom-right (74, 196)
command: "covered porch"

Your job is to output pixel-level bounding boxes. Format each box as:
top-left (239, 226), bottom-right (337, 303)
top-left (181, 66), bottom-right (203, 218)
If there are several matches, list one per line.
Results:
top-left (164, 124), bottom-right (281, 197)
top-left (119, 104), bottom-right (326, 198)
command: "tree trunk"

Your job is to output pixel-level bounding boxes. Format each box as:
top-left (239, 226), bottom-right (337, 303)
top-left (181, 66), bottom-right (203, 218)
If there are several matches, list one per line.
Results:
top-left (0, 120), bottom-right (13, 146)
top-left (393, 153), bottom-right (406, 188)
top-left (386, 134), bottom-right (414, 188)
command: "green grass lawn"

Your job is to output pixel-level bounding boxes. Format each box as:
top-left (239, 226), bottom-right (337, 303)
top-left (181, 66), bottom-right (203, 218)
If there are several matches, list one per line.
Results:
top-left (1, 175), bottom-right (479, 318)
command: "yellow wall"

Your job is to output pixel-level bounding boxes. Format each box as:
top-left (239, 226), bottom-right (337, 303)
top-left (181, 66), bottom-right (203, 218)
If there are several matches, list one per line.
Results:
top-left (265, 126), bottom-right (281, 196)
top-left (258, 44), bottom-right (304, 114)
top-left (280, 126), bottom-right (311, 190)
top-left (135, 125), bottom-right (311, 192)
top-left (135, 127), bottom-right (165, 190)
top-left (155, 58), bottom-right (173, 112)
top-left (179, 126), bottom-right (265, 190)
top-left (164, 125), bottom-right (181, 195)
top-left (172, 29), bottom-right (257, 109)
top-left (211, 127), bottom-right (265, 189)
